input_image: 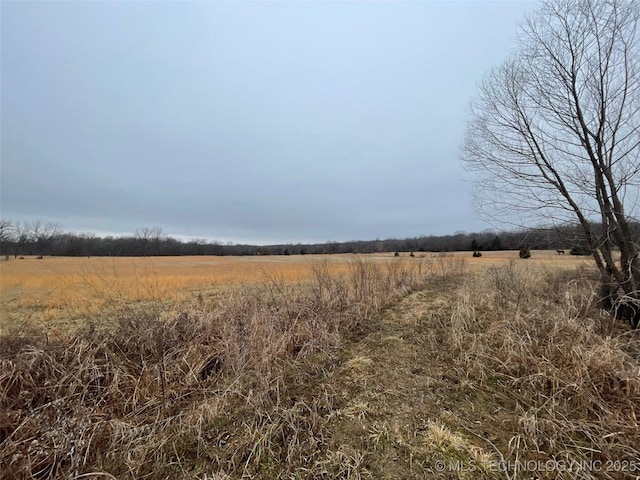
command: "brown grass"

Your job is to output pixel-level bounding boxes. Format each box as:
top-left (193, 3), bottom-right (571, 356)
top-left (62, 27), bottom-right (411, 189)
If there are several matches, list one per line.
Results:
top-left (306, 259), bottom-right (638, 480)
top-left (0, 255), bottom-right (351, 330)
top-left (3, 252), bottom-right (633, 479)
top-left (443, 262), bottom-right (640, 479)
top-left (0, 256), bottom-right (443, 479)
top-left (0, 251), bottom-right (577, 330)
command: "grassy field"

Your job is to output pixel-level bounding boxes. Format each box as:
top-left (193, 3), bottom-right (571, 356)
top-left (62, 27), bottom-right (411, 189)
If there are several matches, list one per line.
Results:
top-left (3, 250), bottom-right (635, 480)
top-left (0, 251), bottom-right (590, 332)
top-left (0, 254), bottom-right (357, 333)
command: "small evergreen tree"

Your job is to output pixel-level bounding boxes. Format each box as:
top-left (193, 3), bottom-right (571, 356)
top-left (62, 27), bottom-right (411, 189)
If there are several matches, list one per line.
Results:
top-left (570, 245), bottom-right (592, 256)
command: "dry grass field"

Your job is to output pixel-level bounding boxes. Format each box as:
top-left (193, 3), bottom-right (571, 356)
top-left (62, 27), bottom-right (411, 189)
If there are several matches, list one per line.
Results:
top-left (0, 254), bottom-right (355, 332)
top-left (3, 250), bottom-right (636, 480)
top-left (0, 251), bottom-right (589, 332)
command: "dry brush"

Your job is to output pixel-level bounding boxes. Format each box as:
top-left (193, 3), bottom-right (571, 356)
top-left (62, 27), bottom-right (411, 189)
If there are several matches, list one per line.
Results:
top-left (1, 256), bottom-right (445, 479)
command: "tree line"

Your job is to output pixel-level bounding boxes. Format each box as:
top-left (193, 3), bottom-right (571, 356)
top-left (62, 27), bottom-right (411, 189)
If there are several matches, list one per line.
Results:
top-left (2, 219), bottom-right (632, 259)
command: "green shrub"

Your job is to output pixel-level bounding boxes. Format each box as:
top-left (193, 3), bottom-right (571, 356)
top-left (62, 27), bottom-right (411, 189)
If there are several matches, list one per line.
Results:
top-left (570, 245), bottom-right (592, 256)
top-left (519, 247), bottom-right (531, 259)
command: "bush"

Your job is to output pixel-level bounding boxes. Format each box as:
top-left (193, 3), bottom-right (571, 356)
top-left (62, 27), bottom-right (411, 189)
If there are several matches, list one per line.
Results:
top-left (519, 247), bottom-right (531, 259)
top-left (472, 251), bottom-right (482, 258)
top-left (570, 245), bottom-right (592, 256)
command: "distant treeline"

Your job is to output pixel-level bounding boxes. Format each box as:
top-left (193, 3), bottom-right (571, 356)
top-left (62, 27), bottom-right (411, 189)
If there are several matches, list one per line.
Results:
top-left (1, 220), bottom-right (637, 258)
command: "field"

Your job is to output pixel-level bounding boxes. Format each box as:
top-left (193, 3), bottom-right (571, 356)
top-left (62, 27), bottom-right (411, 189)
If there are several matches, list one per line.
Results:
top-left (2, 251), bottom-right (638, 480)
top-left (0, 251), bottom-right (590, 331)
top-left (0, 254), bottom-right (356, 332)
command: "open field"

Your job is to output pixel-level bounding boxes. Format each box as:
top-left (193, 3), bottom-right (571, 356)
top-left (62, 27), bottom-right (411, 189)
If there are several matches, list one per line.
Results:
top-left (1, 252), bottom-right (638, 479)
top-left (0, 251), bottom-right (592, 332)
top-left (0, 254), bottom-right (355, 332)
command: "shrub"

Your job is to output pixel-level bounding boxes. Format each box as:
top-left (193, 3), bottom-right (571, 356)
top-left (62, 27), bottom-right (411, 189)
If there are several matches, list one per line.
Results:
top-left (472, 251), bottom-right (482, 258)
top-left (570, 245), bottom-right (592, 256)
top-left (519, 247), bottom-right (531, 259)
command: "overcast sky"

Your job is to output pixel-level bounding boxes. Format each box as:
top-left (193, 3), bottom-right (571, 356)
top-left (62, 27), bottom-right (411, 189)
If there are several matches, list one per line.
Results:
top-left (1, 1), bottom-right (536, 245)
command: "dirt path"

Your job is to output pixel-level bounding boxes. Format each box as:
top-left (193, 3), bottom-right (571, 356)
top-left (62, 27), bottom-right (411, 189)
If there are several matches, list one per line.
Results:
top-left (321, 280), bottom-right (500, 479)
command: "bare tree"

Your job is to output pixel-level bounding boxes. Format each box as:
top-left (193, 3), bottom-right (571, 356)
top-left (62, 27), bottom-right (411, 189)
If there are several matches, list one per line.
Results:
top-left (461, 0), bottom-right (640, 325)
top-left (13, 221), bottom-right (33, 258)
top-left (135, 226), bottom-right (164, 255)
top-left (31, 221), bottom-right (62, 255)
top-left (0, 220), bottom-right (14, 259)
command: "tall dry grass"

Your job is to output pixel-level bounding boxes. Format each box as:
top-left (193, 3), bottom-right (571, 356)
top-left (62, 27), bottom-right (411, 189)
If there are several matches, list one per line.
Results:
top-left (445, 262), bottom-right (640, 479)
top-left (0, 255), bottom-right (354, 329)
top-left (0, 256), bottom-right (449, 479)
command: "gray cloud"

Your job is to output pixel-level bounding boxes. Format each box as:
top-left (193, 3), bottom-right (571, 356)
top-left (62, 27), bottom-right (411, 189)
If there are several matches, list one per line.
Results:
top-left (1, 1), bottom-right (536, 244)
